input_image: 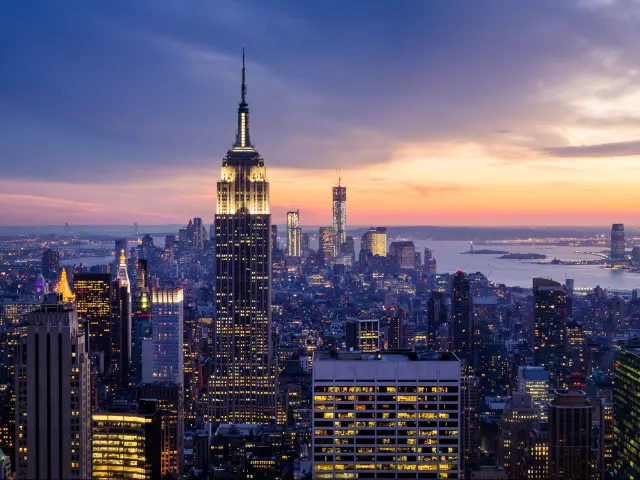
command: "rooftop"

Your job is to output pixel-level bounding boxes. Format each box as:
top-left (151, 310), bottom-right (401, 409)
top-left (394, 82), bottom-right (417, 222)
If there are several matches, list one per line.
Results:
top-left (315, 350), bottom-right (459, 362)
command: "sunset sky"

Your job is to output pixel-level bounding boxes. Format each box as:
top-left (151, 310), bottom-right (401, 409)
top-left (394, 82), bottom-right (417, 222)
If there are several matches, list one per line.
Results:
top-left (2, 0), bottom-right (640, 226)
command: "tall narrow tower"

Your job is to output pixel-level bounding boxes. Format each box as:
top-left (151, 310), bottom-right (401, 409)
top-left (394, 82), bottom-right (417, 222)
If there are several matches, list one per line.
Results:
top-left (15, 293), bottom-right (91, 479)
top-left (209, 50), bottom-right (277, 424)
top-left (332, 179), bottom-right (347, 256)
top-left (286, 210), bottom-right (301, 257)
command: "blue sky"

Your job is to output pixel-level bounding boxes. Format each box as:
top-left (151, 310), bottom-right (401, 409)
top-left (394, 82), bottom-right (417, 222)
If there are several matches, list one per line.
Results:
top-left (2, 0), bottom-right (640, 225)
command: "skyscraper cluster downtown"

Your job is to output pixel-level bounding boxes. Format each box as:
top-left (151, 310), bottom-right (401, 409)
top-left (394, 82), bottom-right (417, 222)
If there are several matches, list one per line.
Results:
top-left (2, 53), bottom-right (640, 480)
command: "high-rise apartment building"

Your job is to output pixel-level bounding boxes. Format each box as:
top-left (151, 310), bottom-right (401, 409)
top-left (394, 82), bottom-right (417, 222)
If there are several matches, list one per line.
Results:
top-left (361, 227), bottom-right (387, 257)
top-left (15, 293), bottom-right (91, 479)
top-left (345, 318), bottom-right (379, 352)
top-left (517, 366), bottom-right (550, 420)
top-left (533, 278), bottom-right (567, 389)
top-left (75, 272), bottom-right (112, 366)
top-left (151, 288), bottom-right (184, 385)
top-left (332, 180), bottom-right (346, 255)
top-left (452, 271), bottom-right (472, 368)
top-left (318, 227), bottom-right (335, 265)
top-left (548, 391), bottom-right (594, 480)
top-left (389, 240), bottom-right (416, 270)
top-left (610, 223), bottom-right (625, 260)
top-left (286, 210), bottom-right (301, 257)
top-left (91, 400), bottom-right (162, 479)
top-left (209, 51), bottom-right (277, 424)
top-left (613, 345), bottom-right (640, 479)
top-left (312, 351), bottom-right (460, 479)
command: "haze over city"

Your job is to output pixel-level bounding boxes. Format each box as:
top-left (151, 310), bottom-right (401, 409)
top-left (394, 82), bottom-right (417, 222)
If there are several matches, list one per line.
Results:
top-left (3, 0), bottom-right (640, 225)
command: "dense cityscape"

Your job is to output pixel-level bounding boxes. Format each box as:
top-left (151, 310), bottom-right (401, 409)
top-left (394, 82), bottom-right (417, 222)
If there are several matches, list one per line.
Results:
top-left (0, 49), bottom-right (639, 480)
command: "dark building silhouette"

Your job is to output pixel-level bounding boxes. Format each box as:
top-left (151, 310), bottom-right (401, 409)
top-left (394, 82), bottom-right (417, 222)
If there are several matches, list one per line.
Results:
top-left (41, 249), bottom-right (60, 280)
top-left (533, 278), bottom-right (568, 389)
top-left (610, 223), bottom-right (625, 260)
top-left (452, 271), bottom-right (472, 367)
top-left (548, 391), bottom-right (594, 480)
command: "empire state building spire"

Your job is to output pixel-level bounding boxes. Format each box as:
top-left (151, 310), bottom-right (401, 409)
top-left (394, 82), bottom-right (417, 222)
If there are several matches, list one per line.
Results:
top-left (235, 47), bottom-right (251, 149)
top-left (210, 50), bottom-right (276, 425)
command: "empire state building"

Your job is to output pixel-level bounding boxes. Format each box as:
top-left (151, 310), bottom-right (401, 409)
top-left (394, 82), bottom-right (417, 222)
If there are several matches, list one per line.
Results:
top-left (208, 51), bottom-right (277, 424)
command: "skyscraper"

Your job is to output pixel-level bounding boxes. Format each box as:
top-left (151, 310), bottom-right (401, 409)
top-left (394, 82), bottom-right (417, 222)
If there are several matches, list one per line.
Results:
top-left (286, 210), bottom-right (301, 257)
top-left (423, 247), bottom-right (437, 275)
top-left (301, 231), bottom-right (310, 259)
top-left (15, 293), bottom-right (91, 479)
top-left (41, 249), bottom-right (60, 280)
top-left (132, 259), bottom-right (152, 382)
top-left (517, 365), bottom-right (550, 420)
top-left (75, 272), bottom-right (112, 367)
top-left (151, 287), bottom-right (184, 385)
top-left (613, 345), bottom-right (640, 479)
top-left (361, 227), bottom-right (387, 257)
top-left (533, 278), bottom-right (567, 389)
top-left (111, 250), bottom-right (132, 392)
top-left (318, 227), bottom-right (335, 265)
top-left (497, 393), bottom-right (538, 477)
top-left (136, 383), bottom-right (184, 477)
top-left (209, 51), bottom-right (277, 424)
top-left (548, 391), bottom-right (595, 479)
top-left (388, 240), bottom-right (416, 270)
top-left (114, 238), bottom-right (127, 275)
top-left (332, 180), bottom-right (346, 256)
top-left (610, 223), bottom-right (625, 260)
top-left (452, 270), bottom-right (472, 367)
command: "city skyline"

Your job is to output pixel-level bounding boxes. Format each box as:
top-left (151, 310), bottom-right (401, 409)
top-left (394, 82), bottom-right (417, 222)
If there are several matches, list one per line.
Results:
top-left (3, 1), bottom-right (640, 225)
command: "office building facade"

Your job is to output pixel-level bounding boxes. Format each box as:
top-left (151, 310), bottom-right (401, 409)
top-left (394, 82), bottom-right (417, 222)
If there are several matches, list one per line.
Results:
top-left (151, 288), bottom-right (184, 385)
top-left (319, 227), bottom-right (336, 265)
top-left (345, 318), bottom-right (380, 353)
top-left (361, 227), bottom-right (387, 257)
top-left (389, 241), bottom-right (416, 270)
top-left (517, 366), bottom-right (550, 421)
top-left (74, 273), bottom-right (112, 365)
top-left (312, 351), bottom-right (460, 479)
top-left (91, 401), bottom-right (162, 479)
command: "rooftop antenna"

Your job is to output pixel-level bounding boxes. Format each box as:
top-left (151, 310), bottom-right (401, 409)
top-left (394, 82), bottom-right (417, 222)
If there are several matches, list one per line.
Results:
top-left (241, 45), bottom-right (247, 104)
